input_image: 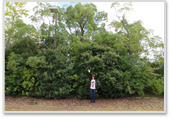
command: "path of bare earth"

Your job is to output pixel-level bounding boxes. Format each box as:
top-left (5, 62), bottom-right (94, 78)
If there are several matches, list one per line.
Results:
top-left (5, 96), bottom-right (164, 111)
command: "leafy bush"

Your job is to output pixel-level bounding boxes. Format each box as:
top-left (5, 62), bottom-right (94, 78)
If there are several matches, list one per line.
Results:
top-left (72, 43), bottom-right (126, 98)
top-left (151, 76), bottom-right (164, 95)
top-left (5, 37), bottom-right (40, 96)
top-left (71, 42), bottom-right (161, 98)
top-left (5, 38), bottom-right (163, 98)
top-left (34, 49), bottom-right (74, 99)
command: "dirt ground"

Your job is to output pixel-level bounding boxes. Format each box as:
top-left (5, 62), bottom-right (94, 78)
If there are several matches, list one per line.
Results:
top-left (5, 96), bottom-right (164, 111)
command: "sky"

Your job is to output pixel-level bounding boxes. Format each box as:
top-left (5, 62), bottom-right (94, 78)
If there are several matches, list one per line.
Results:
top-left (22, 2), bottom-right (164, 42)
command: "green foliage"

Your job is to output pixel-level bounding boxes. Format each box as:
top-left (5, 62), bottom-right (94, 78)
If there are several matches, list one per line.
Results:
top-left (5, 2), bottom-right (39, 48)
top-left (5, 52), bottom-right (38, 96)
top-left (65, 2), bottom-right (108, 42)
top-left (34, 49), bottom-right (74, 99)
top-left (151, 77), bottom-right (164, 95)
top-left (5, 2), bottom-right (29, 19)
top-left (5, 37), bottom-right (40, 96)
top-left (26, 56), bottom-right (47, 69)
top-left (5, 2), bottom-right (164, 99)
top-left (72, 43), bottom-right (123, 98)
top-left (71, 42), bottom-right (162, 98)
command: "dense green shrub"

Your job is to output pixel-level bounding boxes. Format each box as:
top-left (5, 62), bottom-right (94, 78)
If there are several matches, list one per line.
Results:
top-left (5, 52), bottom-right (42, 96)
top-left (71, 42), bottom-right (160, 98)
top-left (71, 43), bottom-right (125, 98)
top-left (151, 76), bottom-right (164, 95)
top-left (34, 49), bottom-right (74, 99)
top-left (5, 38), bottom-right (163, 98)
top-left (5, 37), bottom-right (40, 96)
top-left (5, 52), bottom-right (24, 95)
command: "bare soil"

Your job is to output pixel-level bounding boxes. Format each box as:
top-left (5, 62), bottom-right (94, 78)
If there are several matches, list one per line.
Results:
top-left (5, 96), bottom-right (164, 111)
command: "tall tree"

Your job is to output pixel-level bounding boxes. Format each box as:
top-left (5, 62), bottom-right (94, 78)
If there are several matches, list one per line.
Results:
top-left (5, 2), bottom-right (41, 49)
top-left (109, 2), bottom-right (164, 60)
top-left (5, 2), bottom-right (30, 48)
top-left (30, 2), bottom-right (69, 49)
top-left (65, 2), bottom-right (108, 42)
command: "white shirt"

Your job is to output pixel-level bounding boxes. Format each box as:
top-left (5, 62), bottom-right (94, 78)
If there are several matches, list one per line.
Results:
top-left (90, 80), bottom-right (96, 89)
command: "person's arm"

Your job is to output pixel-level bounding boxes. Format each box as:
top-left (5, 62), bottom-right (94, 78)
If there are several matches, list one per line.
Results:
top-left (88, 69), bottom-right (91, 81)
top-left (96, 80), bottom-right (97, 92)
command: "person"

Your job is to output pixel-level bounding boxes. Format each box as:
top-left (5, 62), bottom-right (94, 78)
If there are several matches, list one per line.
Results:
top-left (88, 69), bottom-right (97, 104)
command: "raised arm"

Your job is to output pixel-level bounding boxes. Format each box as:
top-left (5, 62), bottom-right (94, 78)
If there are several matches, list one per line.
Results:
top-left (88, 69), bottom-right (91, 81)
top-left (96, 80), bottom-right (97, 91)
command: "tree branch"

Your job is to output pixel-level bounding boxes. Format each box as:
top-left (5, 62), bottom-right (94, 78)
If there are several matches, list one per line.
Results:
top-left (120, 15), bottom-right (130, 38)
top-left (114, 6), bottom-right (130, 38)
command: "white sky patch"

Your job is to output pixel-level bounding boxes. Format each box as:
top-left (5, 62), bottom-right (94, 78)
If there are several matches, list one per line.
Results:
top-left (48, 2), bottom-right (61, 7)
top-left (22, 2), bottom-right (62, 30)
top-left (22, 2), bottom-right (37, 26)
top-left (129, 2), bottom-right (164, 40)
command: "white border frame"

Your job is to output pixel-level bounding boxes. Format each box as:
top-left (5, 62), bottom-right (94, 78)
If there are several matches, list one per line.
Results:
top-left (3, 0), bottom-right (166, 114)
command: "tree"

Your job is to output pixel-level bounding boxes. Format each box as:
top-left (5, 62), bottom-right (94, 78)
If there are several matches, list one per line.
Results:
top-left (108, 2), bottom-right (164, 96)
top-left (30, 2), bottom-right (69, 49)
top-left (5, 19), bottom-right (39, 45)
top-left (109, 2), bottom-right (164, 60)
top-left (29, 2), bottom-right (52, 40)
top-left (5, 2), bottom-right (30, 48)
top-left (65, 2), bottom-right (108, 42)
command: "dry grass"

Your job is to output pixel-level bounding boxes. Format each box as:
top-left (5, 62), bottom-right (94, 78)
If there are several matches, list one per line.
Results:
top-left (5, 96), bottom-right (164, 111)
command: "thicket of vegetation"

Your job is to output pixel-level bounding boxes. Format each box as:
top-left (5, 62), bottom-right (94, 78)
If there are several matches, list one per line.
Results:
top-left (5, 2), bottom-right (164, 99)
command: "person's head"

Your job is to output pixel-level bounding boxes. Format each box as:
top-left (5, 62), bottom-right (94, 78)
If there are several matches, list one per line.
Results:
top-left (92, 74), bottom-right (95, 79)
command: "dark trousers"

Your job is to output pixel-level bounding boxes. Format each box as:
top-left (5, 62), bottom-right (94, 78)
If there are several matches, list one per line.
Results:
top-left (90, 89), bottom-right (96, 103)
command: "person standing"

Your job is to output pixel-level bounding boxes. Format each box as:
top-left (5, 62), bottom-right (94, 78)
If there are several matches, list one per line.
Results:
top-left (88, 69), bottom-right (97, 104)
